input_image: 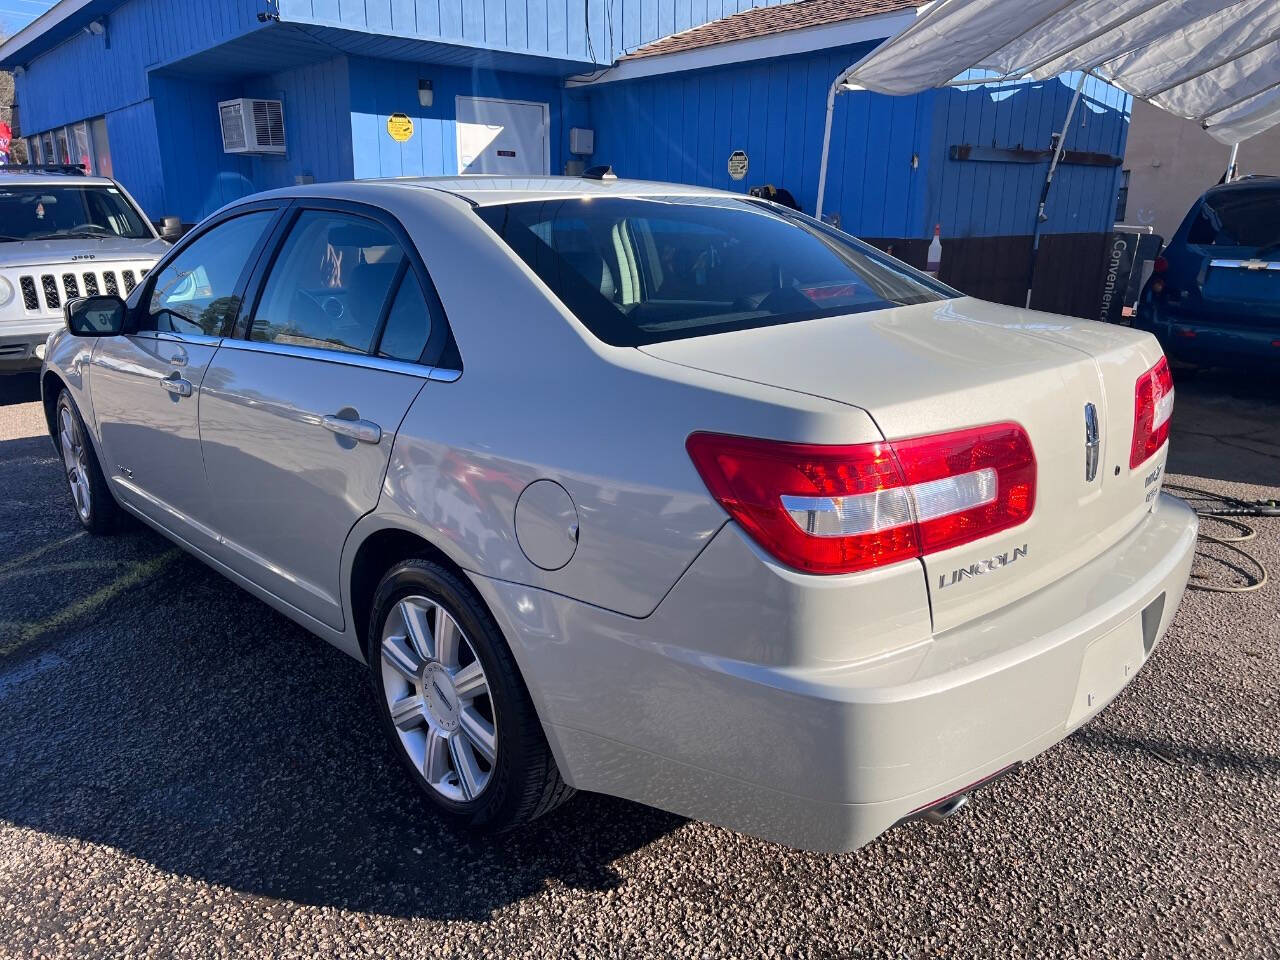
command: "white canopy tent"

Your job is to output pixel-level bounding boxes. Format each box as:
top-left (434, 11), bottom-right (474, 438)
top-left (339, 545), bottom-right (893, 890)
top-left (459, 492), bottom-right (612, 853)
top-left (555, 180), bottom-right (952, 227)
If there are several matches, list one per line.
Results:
top-left (841, 0), bottom-right (1280, 145)
top-left (815, 0), bottom-right (1280, 305)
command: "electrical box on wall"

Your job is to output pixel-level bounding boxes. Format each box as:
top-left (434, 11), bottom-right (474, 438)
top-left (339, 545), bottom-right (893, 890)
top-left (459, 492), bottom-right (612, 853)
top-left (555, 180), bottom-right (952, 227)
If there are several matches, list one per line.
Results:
top-left (218, 98), bottom-right (286, 155)
top-left (569, 127), bottom-right (594, 156)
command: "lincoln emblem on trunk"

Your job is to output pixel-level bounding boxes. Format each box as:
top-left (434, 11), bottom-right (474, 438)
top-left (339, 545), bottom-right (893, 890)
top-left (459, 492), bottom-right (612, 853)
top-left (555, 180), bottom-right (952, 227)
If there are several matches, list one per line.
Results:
top-left (1084, 403), bottom-right (1100, 482)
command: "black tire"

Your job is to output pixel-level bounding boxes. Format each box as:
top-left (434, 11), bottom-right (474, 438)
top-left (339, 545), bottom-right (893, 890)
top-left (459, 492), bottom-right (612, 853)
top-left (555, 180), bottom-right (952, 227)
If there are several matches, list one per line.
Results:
top-left (55, 389), bottom-right (123, 535)
top-left (367, 558), bottom-right (574, 831)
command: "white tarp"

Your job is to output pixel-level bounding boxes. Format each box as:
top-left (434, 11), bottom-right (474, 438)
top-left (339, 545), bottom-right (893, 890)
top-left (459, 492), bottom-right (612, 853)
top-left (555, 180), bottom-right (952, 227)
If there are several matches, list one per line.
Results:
top-left (845, 0), bottom-right (1280, 143)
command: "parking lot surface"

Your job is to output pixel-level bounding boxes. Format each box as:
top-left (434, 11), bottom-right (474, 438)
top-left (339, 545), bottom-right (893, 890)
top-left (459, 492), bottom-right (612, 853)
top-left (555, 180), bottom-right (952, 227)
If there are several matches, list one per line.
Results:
top-left (1, 368), bottom-right (1278, 959)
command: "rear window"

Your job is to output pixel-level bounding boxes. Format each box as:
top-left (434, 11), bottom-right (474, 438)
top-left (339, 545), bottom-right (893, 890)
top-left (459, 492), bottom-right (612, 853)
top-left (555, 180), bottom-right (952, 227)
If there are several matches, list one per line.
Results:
top-left (476, 196), bottom-right (954, 346)
top-left (1186, 189), bottom-right (1280, 250)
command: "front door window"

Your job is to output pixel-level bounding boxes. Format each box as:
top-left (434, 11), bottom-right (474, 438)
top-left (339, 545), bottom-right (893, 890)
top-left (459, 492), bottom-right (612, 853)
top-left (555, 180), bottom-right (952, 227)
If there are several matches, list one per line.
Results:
top-left (146, 211), bottom-right (275, 335)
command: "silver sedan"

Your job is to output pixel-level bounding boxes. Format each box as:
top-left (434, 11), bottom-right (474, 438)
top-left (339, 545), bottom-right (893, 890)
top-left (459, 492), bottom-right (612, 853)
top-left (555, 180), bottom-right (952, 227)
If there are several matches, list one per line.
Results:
top-left (41, 177), bottom-right (1197, 852)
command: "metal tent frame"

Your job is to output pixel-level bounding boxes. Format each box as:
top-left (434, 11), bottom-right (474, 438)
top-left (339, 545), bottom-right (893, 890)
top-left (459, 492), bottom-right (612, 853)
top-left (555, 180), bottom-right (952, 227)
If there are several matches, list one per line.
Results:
top-left (814, 0), bottom-right (1280, 306)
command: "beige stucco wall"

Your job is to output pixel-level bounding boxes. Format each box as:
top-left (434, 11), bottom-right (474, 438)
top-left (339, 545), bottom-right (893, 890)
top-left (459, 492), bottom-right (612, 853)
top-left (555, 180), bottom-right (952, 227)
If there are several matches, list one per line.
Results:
top-left (1122, 98), bottom-right (1280, 242)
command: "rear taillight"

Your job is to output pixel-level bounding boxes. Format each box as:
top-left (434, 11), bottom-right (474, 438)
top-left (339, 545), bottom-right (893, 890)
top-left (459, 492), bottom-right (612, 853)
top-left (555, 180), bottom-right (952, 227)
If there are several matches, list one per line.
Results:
top-left (1130, 356), bottom-right (1175, 469)
top-left (1149, 257), bottom-right (1169, 296)
top-left (686, 423), bottom-right (1036, 575)
top-left (889, 425), bottom-right (1037, 554)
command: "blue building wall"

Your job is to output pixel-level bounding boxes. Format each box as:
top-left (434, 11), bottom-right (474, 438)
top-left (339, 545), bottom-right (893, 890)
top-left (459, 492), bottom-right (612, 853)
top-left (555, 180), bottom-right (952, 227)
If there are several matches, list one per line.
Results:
top-left (584, 54), bottom-right (1130, 240)
top-left (276, 0), bottom-right (791, 64)
top-left (11, 0), bottom-right (269, 222)
top-left (13, 0), bottom-right (266, 130)
top-left (146, 57), bottom-right (354, 223)
top-left (150, 75), bottom-right (253, 220)
top-left (9, 0), bottom-right (1128, 244)
top-left (924, 72), bottom-right (1131, 239)
top-left (103, 99), bottom-right (165, 213)
top-left (347, 56), bottom-right (564, 179)
top-left (584, 41), bottom-right (922, 234)
top-left (245, 57), bottom-right (356, 189)
top-left (10, 0), bottom-right (790, 223)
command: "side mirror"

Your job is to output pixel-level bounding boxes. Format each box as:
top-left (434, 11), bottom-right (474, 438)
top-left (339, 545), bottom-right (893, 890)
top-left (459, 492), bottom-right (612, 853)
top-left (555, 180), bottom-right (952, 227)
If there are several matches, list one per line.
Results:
top-left (157, 216), bottom-right (184, 242)
top-left (65, 295), bottom-right (127, 337)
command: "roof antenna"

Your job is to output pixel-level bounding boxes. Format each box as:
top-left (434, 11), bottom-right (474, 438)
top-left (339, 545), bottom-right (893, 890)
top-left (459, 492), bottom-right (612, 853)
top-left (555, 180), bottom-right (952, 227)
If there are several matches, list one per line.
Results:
top-left (581, 165), bottom-right (617, 180)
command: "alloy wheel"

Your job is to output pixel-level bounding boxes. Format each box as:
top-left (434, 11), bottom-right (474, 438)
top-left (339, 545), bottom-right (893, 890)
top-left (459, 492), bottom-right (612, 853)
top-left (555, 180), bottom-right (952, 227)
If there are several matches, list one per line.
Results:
top-left (379, 596), bottom-right (498, 803)
top-left (58, 403), bottom-right (92, 522)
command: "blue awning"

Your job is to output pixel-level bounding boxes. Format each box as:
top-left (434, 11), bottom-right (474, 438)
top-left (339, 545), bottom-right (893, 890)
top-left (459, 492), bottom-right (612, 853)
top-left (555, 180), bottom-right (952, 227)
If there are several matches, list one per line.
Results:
top-left (151, 21), bottom-right (598, 81)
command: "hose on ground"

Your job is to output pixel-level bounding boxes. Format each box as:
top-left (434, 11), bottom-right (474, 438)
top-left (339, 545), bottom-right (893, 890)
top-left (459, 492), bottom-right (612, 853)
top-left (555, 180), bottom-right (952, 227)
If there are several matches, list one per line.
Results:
top-left (1164, 482), bottom-right (1273, 594)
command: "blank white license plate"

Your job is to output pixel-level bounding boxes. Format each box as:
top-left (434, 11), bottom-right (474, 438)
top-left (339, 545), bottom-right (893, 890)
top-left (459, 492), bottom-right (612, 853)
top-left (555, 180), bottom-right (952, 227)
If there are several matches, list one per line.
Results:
top-left (1067, 615), bottom-right (1146, 729)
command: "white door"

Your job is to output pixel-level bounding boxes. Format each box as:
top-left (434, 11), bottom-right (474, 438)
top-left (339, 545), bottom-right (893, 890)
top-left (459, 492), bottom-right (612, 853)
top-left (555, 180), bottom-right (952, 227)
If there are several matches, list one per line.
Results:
top-left (455, 96), bottom-right (549, 176)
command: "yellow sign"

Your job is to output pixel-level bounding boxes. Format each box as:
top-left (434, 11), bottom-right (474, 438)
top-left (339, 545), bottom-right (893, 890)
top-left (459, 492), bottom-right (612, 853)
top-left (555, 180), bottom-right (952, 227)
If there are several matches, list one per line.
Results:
top-left (387, 113), bottom-right (414, 143)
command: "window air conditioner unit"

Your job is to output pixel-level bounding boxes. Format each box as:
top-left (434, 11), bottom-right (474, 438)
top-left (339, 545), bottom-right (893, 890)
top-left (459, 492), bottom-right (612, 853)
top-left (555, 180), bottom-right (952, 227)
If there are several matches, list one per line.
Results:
top-left (218, 98), bottom-right (286, 155)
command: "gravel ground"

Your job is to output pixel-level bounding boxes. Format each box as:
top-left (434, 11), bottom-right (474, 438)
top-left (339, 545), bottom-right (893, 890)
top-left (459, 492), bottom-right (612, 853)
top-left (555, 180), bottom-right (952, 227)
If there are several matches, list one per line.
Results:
top-left (1, 369), bottom-right (1277, 959)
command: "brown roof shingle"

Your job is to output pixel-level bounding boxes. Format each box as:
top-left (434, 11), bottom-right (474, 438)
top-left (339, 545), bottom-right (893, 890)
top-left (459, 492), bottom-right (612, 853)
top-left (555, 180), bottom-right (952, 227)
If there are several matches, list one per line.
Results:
top-left (623, 0), bottom-right (926, 60)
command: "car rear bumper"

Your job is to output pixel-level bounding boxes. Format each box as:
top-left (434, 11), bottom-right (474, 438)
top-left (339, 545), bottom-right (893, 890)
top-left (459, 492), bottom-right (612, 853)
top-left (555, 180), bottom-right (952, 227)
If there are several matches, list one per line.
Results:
top-left (473, 493), bottom-right (1198, 852)
top-left (1137, 305), bottom-right (1280, 366)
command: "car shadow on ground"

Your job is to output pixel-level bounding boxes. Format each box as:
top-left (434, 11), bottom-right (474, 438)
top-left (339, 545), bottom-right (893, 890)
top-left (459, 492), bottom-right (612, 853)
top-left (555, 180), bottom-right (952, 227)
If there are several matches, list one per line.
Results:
top-left (1073, 727), bottom-right (1280, 780)
top-left (0, 480), bottom-right (684, 920)
top-left (1166, 367), bottom-right (1280, 488)
top-left (4, 361), bottom-right (1274, 924)
top-left (0, 372), bottom-right (41, 406)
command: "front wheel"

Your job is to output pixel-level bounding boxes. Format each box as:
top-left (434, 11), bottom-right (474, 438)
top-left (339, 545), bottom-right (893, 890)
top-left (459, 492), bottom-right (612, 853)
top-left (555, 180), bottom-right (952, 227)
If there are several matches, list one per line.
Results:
top-left (368, 559), bottom-right (574, 831)
top-left (55, 389), bottom-right (122, 535)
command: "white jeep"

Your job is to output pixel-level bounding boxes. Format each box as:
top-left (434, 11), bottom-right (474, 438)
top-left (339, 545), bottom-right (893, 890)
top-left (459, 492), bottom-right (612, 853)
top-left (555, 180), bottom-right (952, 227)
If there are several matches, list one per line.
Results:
top-left (1, 167), bottom-right (173, 371)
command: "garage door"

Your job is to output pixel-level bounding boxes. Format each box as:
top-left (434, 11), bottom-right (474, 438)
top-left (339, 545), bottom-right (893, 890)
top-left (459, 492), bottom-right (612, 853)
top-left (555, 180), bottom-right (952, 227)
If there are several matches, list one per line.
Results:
top-left (455, 96), bottom-right (550, 176)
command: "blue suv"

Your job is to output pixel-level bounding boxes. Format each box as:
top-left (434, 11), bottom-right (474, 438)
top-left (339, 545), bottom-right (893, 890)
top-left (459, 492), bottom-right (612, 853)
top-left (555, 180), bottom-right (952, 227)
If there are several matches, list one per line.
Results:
top-left (1135, 176), bottom-right (1280, 368)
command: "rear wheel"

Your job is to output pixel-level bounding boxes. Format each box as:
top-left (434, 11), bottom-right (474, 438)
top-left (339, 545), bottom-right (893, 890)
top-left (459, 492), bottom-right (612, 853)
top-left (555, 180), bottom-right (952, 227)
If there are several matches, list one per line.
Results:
top-left (56, 389), bottom-right (122, 535)
top-left (368, 558), bottom-right (574, 831)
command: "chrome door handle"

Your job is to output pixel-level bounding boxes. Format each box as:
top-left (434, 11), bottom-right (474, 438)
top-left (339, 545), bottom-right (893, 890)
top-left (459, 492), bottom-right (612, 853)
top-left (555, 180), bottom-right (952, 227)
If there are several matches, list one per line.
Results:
top-left (320, 414), bottom-right (381, 444)
top-left (160, 374), bottom-right (192, 397)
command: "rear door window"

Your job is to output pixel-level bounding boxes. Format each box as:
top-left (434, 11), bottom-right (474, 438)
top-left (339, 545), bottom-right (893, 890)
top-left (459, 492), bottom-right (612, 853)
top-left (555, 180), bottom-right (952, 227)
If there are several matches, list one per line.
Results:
top-left (250, 210), bottom-right (406, 355)
top-left (375, 270), bottom-right (433, 363)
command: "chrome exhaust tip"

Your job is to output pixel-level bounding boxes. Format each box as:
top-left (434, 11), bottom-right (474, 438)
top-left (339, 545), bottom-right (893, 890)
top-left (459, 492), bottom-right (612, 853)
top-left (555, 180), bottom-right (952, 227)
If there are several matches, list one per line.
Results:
top-left (920, 792), bottom-right (969, 824)
top-left (895, 762), bottom-right (1021, 831)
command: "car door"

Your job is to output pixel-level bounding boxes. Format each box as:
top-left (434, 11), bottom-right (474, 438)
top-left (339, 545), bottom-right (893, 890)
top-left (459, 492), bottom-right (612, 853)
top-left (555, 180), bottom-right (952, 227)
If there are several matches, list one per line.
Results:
top-left (198, 202), bottom-right (450, 630)
top-left (91, 205), bottom-right (282, 549)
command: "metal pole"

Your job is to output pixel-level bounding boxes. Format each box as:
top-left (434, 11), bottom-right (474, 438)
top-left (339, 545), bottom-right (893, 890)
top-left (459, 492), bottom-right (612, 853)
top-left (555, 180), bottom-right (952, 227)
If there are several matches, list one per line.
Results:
top-left (815, 73), bottom-right (848, 221)
top-left (1225, 141), bottom-right (1239, 182)
top-left (1025, 71), bottom-right (1087, 309)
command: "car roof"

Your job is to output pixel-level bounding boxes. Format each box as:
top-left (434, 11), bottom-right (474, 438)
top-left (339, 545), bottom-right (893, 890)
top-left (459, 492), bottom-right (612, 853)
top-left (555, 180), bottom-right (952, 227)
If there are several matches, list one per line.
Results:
top-left (1202, 175), bottom-right (1279, 198)
top-left (0, 171), bottom-right (116, 187)
top-left (364, 175), bottom-right (742, 207)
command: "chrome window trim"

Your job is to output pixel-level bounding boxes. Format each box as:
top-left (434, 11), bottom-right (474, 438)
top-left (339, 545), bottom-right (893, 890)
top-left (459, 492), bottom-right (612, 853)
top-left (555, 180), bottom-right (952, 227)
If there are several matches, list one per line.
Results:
top-left (131, 330), bottom-right (225, 347)
top-left (1208, 258), bottom-right (1280, 271)
top-left (215, 336), bottom-right (461, 381)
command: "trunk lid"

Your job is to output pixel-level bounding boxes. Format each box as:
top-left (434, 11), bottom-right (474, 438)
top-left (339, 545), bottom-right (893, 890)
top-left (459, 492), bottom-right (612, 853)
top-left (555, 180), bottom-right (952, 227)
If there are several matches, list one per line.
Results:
top-left (1190, 252), bottom-right (1280, 325)
top-left (640, 297), bottom-right (1168, 632)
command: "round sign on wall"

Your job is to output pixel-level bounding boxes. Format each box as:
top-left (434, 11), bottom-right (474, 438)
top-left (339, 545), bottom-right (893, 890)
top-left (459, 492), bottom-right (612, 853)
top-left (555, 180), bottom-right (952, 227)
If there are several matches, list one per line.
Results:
top-left (387, 113), bottom-right (414, 143)
top-left (728, 150), bottom-right (748, 181)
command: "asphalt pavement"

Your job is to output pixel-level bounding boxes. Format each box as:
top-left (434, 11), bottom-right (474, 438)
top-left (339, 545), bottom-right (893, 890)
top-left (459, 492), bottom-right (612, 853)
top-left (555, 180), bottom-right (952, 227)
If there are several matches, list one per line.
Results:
top-left (1, 367), bottom-right (1278, 958)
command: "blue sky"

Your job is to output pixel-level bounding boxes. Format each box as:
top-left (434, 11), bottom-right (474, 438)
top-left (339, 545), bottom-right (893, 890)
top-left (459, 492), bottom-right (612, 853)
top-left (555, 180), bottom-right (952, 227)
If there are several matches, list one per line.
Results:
top-left (1, 0), bottom-right (57, 37)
